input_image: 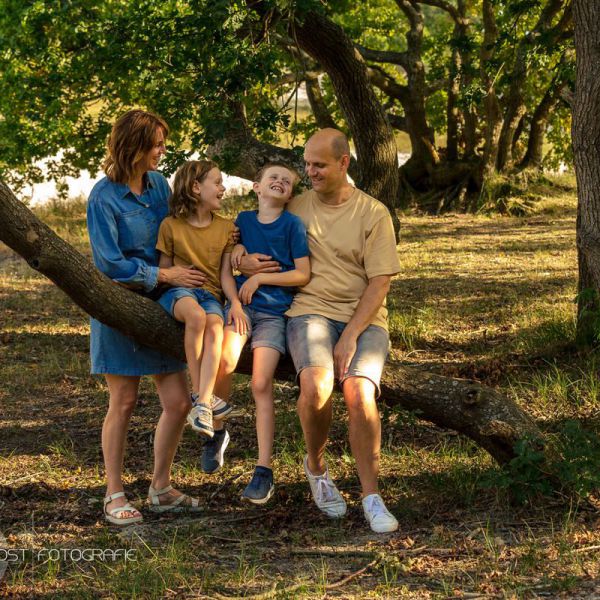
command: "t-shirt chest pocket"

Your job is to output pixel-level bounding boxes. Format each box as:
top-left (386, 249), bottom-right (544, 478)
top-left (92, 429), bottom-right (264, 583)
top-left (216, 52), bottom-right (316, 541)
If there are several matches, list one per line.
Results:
top-left (117, 208), bottom-right (156, 252)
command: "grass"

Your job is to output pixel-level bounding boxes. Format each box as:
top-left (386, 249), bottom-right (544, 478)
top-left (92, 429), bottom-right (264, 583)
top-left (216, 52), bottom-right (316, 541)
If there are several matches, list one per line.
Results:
top-left (2, 174), bottom-right (600, 598)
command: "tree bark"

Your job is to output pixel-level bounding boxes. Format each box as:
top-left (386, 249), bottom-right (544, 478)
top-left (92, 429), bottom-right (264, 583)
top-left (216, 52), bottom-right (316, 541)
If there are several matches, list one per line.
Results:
top-left (288, 8), bottom-right (402, 228)
top-left (0, 180), bottom-right (543, 464)
top-left (573, 0), bottom-right (600, 344)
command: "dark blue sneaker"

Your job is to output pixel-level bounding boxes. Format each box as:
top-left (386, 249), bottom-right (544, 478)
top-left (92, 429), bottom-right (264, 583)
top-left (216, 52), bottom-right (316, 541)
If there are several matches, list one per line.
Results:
top-left (201, 429), bottom-right (230, 474)
top-left (241, 466), bottom-right (274, 505)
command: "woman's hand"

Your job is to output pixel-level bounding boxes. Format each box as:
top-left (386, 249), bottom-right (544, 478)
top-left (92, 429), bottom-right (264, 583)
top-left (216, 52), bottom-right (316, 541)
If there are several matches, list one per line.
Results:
top-left (159, 265), bottom-right (207, 288)
top-left (238, 275), bottom-right (261, 305)
top-left (238, 253), bottom-right (281, 277)
top-left (227, 302), bottom-right (249, 335)
top-left (230, 244), bottom-right (247, 269)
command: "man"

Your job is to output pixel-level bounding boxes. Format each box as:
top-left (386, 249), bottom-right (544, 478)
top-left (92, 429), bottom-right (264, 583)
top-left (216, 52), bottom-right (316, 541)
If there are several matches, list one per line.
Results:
top-left (208, 129), bottom-right (400, 533)
top-left (284, 128), bottom-right (400, 533)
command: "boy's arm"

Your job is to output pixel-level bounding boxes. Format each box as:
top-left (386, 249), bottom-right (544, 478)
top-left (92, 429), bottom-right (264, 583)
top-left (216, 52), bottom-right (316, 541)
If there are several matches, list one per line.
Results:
top-left (220, 253), bottom-right (249, 336)
top-left (238, 256), bottom-right (310, 305)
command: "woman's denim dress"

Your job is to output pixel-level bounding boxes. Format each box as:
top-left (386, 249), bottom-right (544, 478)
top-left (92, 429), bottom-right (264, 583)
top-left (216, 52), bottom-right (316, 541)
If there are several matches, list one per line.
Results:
top-left (86, 171), bottom-right (186, 375)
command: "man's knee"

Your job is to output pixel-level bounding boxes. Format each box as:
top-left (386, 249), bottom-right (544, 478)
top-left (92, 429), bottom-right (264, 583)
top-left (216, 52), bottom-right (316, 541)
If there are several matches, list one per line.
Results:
top-left (298, 368), bottom-right (334, 409)
top-left (343, 377), bottom-right (377, 415)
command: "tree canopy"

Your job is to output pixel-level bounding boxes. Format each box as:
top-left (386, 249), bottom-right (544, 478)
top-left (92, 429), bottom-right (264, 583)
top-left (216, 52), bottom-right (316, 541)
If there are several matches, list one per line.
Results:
top-left (0, 0), bottom-right (574, 216)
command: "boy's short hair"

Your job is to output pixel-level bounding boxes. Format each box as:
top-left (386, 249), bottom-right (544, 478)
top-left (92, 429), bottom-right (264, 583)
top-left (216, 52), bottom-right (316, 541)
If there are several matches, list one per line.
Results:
top-left (254, 162), bottom-right (300, 186)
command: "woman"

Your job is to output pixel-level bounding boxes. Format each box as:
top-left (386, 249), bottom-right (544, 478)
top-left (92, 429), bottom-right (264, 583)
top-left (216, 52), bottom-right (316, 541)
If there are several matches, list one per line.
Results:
top-left (87, 109), bottom-right (206, 525)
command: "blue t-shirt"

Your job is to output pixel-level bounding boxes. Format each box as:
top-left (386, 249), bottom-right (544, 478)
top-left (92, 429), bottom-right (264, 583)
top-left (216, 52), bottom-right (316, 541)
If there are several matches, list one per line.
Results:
top-left (235, 210), bottom-right (309, 316)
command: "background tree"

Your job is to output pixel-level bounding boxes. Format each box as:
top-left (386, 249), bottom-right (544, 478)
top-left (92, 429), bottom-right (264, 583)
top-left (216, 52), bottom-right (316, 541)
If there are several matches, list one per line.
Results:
top-left (572, 0), bottom-right (600, 344)
top-left (0, 0), bottom-right (574, 223)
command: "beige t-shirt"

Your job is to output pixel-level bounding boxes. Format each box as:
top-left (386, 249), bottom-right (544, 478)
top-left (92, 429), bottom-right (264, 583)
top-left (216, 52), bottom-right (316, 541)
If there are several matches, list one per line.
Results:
top-left (286, 188), bottom-right (400, 330)
top-left (156, 214), bottom-right (235, 300)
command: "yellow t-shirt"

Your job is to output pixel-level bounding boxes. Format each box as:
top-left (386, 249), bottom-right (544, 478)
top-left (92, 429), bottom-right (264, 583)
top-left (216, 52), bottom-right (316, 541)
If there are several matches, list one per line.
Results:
top-left (286, 188), bottom-right (400, 330)
top-left (156, 214), bottom-right (235, 301)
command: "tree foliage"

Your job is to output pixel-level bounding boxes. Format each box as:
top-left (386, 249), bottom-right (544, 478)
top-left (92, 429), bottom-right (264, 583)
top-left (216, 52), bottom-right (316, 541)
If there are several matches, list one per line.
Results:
top-left (0, 0), bottom-right (574, 213)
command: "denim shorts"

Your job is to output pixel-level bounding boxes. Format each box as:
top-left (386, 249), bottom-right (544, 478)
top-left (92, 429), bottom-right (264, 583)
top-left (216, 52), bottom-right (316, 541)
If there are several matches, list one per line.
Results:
top-left (158, 287), bottom-right (224, 321)
top-left (286, 314), bottom-right (389, 396)
top-left (224, 305), bottom-right (286, 355)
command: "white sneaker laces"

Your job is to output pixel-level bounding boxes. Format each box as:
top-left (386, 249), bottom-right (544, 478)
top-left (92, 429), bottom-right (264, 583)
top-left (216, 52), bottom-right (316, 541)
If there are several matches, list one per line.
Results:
top-left (365, 494), bottom-right (386, 516)
top-left (314, 474), bottom-right (337, 504)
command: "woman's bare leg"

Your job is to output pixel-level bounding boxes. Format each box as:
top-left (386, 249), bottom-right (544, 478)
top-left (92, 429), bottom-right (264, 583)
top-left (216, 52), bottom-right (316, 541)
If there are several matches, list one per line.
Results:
top-left (103, 374), bottom-right (141, 518)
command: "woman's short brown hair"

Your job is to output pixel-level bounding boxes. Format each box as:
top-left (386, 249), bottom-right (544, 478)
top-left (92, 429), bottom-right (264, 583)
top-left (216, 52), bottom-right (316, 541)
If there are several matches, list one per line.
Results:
top-left (103, 109), bottom-right (169, 184)
top-left (170, 160), bottom-right (219, 218)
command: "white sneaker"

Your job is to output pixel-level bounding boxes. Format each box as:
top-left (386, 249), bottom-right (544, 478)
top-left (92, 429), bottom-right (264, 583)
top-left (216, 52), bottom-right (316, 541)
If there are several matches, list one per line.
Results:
top-left (303, 455), bottom-right (347, 518)
top-left (362, 493), bottom-right (398, 533)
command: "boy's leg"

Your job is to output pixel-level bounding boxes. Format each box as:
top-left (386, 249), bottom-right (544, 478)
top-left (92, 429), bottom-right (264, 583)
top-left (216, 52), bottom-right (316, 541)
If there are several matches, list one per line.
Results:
top-left (213, 325), bottom-right (249, 409)
top-left (250, 346), bottom-right (281, 468)
top-left (196, 314), bottom-right (224, 406)
top-left (202, 325), bottom-right (248, 473)
top-left (172, 296), bottom-right (206, 396)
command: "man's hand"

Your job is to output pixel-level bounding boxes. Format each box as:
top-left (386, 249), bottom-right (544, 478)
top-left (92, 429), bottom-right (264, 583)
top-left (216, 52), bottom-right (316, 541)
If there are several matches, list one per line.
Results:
top-left (333, 331), bottom-right (358, 380)
top-left (230, 226), bottom-right (241, 244)
top-left (238, 253), bottom-right (281, 277)
top-left (159, 265), bottom-right (207, 288)
top-left (238, 274), bottom-right (261, 305)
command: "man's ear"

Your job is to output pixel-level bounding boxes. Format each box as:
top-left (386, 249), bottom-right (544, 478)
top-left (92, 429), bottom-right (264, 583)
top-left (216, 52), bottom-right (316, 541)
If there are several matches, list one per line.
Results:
top-left (340, 154), bottom-right (350, 170)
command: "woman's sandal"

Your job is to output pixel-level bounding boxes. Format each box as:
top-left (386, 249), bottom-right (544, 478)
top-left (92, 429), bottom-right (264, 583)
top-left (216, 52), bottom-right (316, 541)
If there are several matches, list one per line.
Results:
top-left (103, 491), bottom-right (143, 526)
top-left (147, 485), bottom-right (202, 513)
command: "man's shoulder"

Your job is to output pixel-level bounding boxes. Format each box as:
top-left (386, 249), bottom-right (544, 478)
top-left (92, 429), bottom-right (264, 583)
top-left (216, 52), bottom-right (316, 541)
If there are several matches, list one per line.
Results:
top-left (288, 190), bottom-right (312, 212)
top-left (354, 188), bottom-right (388, 213)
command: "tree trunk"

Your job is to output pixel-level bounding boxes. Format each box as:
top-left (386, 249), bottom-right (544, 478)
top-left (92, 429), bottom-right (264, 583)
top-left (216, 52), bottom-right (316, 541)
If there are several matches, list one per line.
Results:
top-left (573, 0), bottom-right (600, 345)
top-left (289, 9), bottom-right (402, 231)
top-left (480, 0), bottom-right (503, 177)
top-left (305, 77), bottom-right (337, 130)
top-left (0, 180), bottom-right (544, 464)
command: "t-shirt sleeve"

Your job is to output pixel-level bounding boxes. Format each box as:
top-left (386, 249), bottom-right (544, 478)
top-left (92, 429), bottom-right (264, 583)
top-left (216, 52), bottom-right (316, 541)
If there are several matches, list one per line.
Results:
top-left (364, 209), bottom-right (401, 279)
top-left (223, 219), bottom-right (236, 254)
top-left (289, 215), bottom-right (310, 260)
top-left (156, 218), bottom-right (173, 257)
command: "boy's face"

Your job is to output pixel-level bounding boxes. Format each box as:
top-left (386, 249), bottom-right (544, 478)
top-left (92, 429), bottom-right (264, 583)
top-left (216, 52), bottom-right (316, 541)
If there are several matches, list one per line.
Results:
top-left (253, 166), bottom-right (295, 203)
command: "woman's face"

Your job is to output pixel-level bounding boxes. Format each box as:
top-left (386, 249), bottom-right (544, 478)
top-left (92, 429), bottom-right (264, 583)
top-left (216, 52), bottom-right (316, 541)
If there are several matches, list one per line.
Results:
top-left (193, 167), bottom-right (226, 210)
top-left (139, 127), bottom-right (166, 173)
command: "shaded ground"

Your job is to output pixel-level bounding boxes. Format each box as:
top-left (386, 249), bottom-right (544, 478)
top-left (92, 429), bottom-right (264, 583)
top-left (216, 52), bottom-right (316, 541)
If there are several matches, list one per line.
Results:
top-left (2, 185), bottom-right (600, 598)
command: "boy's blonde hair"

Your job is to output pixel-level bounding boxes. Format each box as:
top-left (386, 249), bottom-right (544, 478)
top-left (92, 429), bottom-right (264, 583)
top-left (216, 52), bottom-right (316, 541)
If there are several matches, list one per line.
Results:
top-left (254, 162), bottom-right (300, 186)
top-left (170, 160), bottom-right (219, 218)
top-left (103, 109), bottom-right (168, 184)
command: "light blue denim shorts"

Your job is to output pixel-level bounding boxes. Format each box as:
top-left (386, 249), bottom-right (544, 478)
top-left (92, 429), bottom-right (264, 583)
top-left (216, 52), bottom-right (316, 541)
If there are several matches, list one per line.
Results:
top-left (158, 287), bottom-right (224, 321)
top-left (286, 314), bottom-right (389, 396)
top-left (224, 305), bottom-right (286, 355)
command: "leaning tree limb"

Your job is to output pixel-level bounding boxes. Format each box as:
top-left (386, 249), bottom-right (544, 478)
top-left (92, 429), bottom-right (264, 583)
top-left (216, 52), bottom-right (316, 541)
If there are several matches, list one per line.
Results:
top-left (0, 181), bottom-right (543, 464)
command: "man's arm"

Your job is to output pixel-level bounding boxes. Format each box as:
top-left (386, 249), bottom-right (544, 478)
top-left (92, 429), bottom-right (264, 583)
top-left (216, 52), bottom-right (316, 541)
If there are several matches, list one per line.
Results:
top-left (333, 274), bottom-right (392, 379)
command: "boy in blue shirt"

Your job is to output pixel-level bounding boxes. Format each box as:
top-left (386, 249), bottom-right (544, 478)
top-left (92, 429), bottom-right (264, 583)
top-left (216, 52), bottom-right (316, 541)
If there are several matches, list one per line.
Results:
top-left (216, 162), bottom-right (310, 504)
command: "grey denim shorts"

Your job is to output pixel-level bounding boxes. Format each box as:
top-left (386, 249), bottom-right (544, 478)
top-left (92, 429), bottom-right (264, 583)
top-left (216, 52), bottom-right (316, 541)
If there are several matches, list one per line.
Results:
top-left (286, 314), bottom-right (389, 396)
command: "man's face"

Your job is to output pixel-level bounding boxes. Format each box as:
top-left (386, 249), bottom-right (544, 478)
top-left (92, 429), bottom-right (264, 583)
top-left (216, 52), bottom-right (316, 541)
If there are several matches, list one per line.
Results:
top-left (304, 138), bottom-right (347, 194)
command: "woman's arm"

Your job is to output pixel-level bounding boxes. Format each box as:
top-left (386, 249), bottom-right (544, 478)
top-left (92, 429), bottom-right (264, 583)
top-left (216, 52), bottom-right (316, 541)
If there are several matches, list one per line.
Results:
top-left (238, 256), bottom-right (310, 305)
top-left (220, 253), bottom-right (249, 335)
top-left (87, 198), bottom-right (160, 292)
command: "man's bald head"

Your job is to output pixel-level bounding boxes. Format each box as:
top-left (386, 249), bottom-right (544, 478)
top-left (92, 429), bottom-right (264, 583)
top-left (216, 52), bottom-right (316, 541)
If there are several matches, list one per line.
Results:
top-left (306, 128), bottom-right (350, 160)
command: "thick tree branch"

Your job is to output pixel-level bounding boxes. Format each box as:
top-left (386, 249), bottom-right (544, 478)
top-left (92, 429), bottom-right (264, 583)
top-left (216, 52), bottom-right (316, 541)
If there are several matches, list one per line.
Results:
top-left (0, 181), bottom-right (544, 464)
top-left (356, 44), bottom-right (408, 70)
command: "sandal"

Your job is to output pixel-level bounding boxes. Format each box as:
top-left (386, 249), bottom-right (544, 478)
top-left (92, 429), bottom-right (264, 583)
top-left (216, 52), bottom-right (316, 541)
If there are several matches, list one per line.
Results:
top-left (103, 491), bottom-right (143, 526)
top-left (147, 485), bottom-right (202, 513)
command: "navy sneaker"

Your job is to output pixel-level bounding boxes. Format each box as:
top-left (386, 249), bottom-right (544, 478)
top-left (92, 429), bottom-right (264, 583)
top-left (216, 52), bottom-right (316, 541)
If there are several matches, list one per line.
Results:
top-left (201, 429), bottom-right (230, 474)
top-left (241, 466), bottom-right (274, 505)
